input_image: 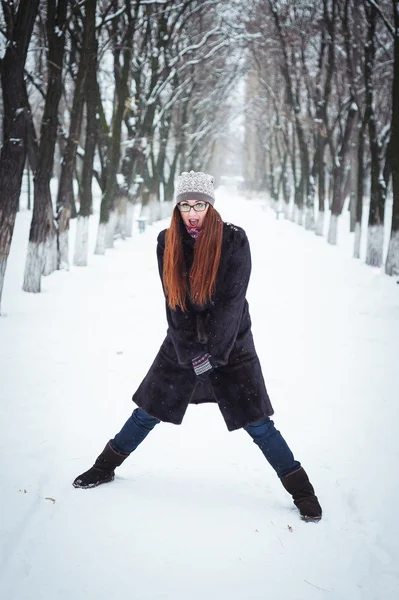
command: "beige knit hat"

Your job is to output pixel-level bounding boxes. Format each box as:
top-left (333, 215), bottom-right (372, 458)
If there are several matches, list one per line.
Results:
top-left (174, 170), bottom-right (215, 205)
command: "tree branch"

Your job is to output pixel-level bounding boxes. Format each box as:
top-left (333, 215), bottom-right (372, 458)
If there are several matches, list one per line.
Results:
top-left (364, 0), bottom-right (395, 37)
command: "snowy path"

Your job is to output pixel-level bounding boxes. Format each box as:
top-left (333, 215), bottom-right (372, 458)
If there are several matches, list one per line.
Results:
top-left (1, 190), bottom-right (398, 600)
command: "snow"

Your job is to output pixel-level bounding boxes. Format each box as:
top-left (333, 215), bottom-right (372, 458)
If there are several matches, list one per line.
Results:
top-left (0, 188), bottom-right (398, 599)
top-left (0, 37), bottom-right (6, 60)
top-left (102, 6), bottom-right (125, 26)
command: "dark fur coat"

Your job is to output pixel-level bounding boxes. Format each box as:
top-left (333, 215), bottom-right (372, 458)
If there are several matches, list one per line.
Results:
top-left (132, 222), bottom-right (274, 431)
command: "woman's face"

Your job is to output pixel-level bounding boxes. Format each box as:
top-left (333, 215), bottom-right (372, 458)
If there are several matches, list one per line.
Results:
top-left (178, 200), bottom-right (209, 228)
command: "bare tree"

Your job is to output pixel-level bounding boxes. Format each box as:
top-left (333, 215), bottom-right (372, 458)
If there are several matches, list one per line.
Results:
top-left (23, 0), bottom-right (68, 292)
top-left (363, 0), bottom-right (393, 266)
top-left (385, 0), bottom-right (399, 275)
top-left (0, 0), bottom-right (40, 313)
top-left (57, 0), bottom-right (97, 269)
top-left (73, 0), bottom-right (99, 264)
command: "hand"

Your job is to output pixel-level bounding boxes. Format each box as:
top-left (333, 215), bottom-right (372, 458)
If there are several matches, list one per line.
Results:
top-left (192, 353), bottom-right (213, 378)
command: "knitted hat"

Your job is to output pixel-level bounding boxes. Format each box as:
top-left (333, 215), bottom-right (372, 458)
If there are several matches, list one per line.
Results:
top-left (174, 170), bottom-right (215, 205)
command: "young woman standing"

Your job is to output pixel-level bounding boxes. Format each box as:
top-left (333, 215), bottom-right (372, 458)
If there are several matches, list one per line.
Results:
top-left (73, 171), bottom-right (322, 522)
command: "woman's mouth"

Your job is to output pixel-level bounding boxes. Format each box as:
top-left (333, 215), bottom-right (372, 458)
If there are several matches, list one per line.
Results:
top-left (189, 218), bottom-right (199, 226)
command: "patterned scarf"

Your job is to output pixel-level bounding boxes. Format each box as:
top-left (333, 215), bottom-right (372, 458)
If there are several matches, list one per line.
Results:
top-left (185, 226), bottom-right (203, 239)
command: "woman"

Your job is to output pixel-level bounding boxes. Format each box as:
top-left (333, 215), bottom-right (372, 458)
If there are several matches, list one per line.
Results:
top-left (73, 170), bottom-right (322, 522)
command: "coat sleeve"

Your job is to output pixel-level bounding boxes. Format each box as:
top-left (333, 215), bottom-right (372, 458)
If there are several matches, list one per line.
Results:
top-left (156, 231), bottom-right (207, 365)
top-left (205, 232), bottom-right (251, 366)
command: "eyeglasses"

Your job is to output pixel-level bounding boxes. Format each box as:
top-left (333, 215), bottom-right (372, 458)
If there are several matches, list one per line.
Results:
top-left (178, 201), bottom-right (208, 213)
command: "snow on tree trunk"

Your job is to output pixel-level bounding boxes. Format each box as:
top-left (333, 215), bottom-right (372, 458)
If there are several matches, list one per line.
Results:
top-left (150, 192), bottom-right (162, 222)
top-left (140, 202), bottom-right (152, 225)
top-left (354, 222), bottom-right (362, 260)
top-left (105, 211), bottom-right (118, 249)
top-left (124, 202), bottom-right (134, 237)
top-left (365, 224), bottom-right (384, 267)
top-left (115, 194), bottom-right (127, 239)
top-left (327, 214), bottom-right (338, 245)
top-left (316, 211), bottom-right (324, 237)
top-left (25, 185), bottom-right (57, 286)
top-left (94, 223), bottom-right (107, 255)
top-left (385, 230), bottom-right (399, 276)
top-left (296, 207), bottom-right (303, 226)
top-left (305, 206), bottom-right (315, 231)
top-left (73, 216), bottom-right (89, 266)
top-left (305, 174), bottom-right (316, 231)
top-left (23, 242), bottom-right (44, 293)
top-left (140, 189), bottom-right (153, 224)
top-left (42, 234), bottom-right (57, 276)
top-left (58, 228), bottom-right (69, 271)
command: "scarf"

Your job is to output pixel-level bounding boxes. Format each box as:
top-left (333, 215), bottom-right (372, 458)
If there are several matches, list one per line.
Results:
top-left (185, 226), bottom-right (202, 239)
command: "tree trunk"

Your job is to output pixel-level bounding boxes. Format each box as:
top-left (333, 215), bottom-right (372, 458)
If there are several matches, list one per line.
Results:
top-left (74, 7), bottom-right (98, 267)
top-left (0, 0), bottom-right (40, 313)
top-left (354, 121), bottom-right (366, 259)
top-left (277, 151), bottom-right (289, 217)
top-left (348, 143), bottom-right (357, 234)
top-left (24, 0), bottom-right (67, 292)
top-left (316, 154), bottom-right (326, 236)
top-left (364, 3), bottom-right (387, 267)
top-left (23, 83), bottom-right (39, 178)
top-left (316, 0), bottom-right (336, 236)
top-left (57, 0), bottom-right (96, 269)
top-left (289, 125), bottom-right (299, 222)
top-left (294, 115), bottom-right (309, 225)
top-left (385, 0), bottom-right (399, 276)
top-left (95, 88), bottom-right (126, 253)
top-left (306, 152), bottom-right (317, 231)
top-left (268, 135), bottom-right (279, 210)
top-left (155, 111), bottom-right (172, 207)
top-left (95, 3), bottom-right (135, 254)
top-left (327, 101), bottom-right (358, 245)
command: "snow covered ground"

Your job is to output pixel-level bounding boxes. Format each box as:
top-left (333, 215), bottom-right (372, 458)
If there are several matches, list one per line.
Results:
top-left (1, 188), bottom-right (398, 600)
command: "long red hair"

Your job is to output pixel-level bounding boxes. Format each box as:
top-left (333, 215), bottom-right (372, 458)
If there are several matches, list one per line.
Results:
top-left (163, 205), bottom-right (223, 311)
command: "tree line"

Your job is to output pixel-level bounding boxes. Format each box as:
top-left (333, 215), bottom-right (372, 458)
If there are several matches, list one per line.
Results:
top-left (0, 0), bottom-right (398, 314)
top-left (0, 0), bottom-right (244, 313)
top-left (243, 0), bottom-right (398, 276)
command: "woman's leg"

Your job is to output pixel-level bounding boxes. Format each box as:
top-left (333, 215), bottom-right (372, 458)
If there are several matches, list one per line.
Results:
top-left (111, 407), bottom-right (161, 454)
top-left (244, 417), bottom-right (322, 521)
top-left (73, 407), bottom-right (160, 489)
top-left (243, 417), bottom-right (300, 478)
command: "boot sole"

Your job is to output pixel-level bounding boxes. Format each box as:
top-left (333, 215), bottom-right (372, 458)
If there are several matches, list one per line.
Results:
top-left (72, 475), bottom-right (115, 489)
top-left (300, 514), bottom-right (322, 523)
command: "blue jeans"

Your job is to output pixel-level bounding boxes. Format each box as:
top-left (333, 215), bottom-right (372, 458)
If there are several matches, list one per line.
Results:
top-left (111, 408), bottom-right (299, 478)
top-left (111, 407), bottom-right (161, 455)
top-left (243, 417), bottom-right (300, 478)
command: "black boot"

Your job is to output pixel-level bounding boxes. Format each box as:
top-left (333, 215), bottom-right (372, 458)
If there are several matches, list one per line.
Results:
top-left (281, 467), bottom-right (322, 522)
top-left (73, 442), bottom-right (129, 489)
